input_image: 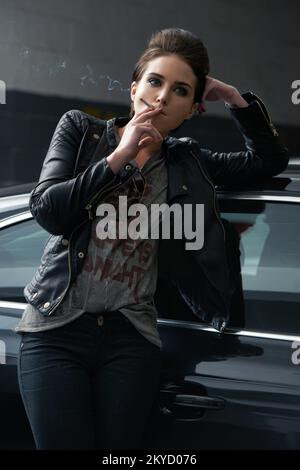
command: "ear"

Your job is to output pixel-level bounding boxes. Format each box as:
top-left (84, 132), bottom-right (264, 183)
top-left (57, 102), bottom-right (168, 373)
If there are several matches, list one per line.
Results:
top-left (131, 81), bottom-right (137, 102)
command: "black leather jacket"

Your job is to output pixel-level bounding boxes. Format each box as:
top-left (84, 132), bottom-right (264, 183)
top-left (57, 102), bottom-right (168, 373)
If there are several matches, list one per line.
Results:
top-left (24, 92), bottom-right (289, 332)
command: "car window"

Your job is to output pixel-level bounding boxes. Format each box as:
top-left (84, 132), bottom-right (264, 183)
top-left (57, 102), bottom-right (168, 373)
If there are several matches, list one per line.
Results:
top-left (0, 219), bottom-right (48, 301)
top-left (158, 198), bottom-right (300, 336)
top-left (219, 199), bottom-right (300, 335)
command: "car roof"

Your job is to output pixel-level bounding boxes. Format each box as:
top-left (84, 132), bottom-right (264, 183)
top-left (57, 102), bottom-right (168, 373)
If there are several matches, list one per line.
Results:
top-left (216, 166), bottom-right (300, 198)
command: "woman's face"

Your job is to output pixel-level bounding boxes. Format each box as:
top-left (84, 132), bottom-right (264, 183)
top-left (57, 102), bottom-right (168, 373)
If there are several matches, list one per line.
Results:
top-left (131, 54), bottom-right (199, 136)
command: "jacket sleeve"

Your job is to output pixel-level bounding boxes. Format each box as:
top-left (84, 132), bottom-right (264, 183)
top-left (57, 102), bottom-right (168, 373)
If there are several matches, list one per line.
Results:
top-left (193, 92), bottom-right (289, 186)
top-left (29, 110), bottom-right (118, 235)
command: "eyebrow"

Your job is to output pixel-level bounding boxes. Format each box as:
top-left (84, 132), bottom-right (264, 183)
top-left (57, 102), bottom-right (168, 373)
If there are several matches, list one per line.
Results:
top-left (146, 72), bottom-right (192, 89)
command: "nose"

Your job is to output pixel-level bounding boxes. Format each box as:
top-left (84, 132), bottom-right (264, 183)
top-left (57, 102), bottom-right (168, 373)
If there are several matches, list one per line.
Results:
top-left (156, 96), bottom-right (167, 106)
top-left (156, 96), bottom-right (167, 105)
top-left (155, 87), bottom-right (169, 105)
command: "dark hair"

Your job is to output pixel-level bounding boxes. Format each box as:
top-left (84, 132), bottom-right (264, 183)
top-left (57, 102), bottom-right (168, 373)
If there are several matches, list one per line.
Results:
top-left (129, 27), bottom-right (210, 117)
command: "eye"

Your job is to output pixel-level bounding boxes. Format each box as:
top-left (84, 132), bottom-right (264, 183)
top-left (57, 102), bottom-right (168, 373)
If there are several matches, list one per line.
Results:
top-left (174, 86), bottom-right (188, 96)
top-left (148, 78), bottom-right (160, 86)
top-left (147, 78), bottom-right (188, 96)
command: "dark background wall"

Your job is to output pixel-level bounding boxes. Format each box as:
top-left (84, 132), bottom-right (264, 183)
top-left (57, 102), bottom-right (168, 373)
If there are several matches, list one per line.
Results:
top-left (0, 0), bottom-right (299, 188)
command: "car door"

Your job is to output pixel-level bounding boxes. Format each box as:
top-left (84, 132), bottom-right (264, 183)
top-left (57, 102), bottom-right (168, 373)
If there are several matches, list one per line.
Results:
top-left (152, 195), bottom-right (300, 450)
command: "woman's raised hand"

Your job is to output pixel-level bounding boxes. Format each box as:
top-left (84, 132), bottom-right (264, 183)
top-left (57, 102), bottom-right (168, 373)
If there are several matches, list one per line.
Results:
top-left (116, 106), bottom-right (164, 161)
top-left (106, 105), bottom-right (165, 174)
top-left (198, 76), bottom-right (248, 112)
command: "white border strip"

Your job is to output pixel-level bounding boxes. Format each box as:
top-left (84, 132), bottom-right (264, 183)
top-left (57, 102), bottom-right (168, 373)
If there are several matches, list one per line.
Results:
top-left (0, 211), bottom-right (32, 228)
top-left (158, 319), bottom-right (300, 343)
top-left (217, 193), bottom-right (300, 203)
top-left (0, 301), bottom-right (27, 310)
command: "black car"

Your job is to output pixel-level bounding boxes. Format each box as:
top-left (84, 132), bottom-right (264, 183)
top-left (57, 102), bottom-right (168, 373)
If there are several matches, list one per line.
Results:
top-left (0, 170), bottom-right (300, 450)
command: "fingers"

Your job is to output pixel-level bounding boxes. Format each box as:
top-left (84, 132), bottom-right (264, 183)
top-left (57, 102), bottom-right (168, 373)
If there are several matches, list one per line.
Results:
top-left (134, 105), bottom-right (163, 122)
top-left (202, 76), bottom-right (214, 100)
top-left (137, 123), bottom-right (163, 142)
top-left (138, 136), bottom-right (154, 149)
top-left (126, 104), bottom-right (164, 150)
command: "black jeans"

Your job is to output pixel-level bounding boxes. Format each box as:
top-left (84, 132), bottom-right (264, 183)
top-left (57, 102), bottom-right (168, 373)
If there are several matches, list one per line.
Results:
top-left (17, 311), bottom-right (162, 450)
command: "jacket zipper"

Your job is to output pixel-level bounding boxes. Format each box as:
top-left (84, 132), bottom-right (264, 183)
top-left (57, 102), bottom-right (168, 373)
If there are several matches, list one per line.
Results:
top-left (47, 217), bottom-right (88, 316)
top-left (84, 170), bottom-right (136, 220)
top-left (190, 149), bottom-right (231, 327)
top-left (190, 150), bottom-right (226, 241)
top-left (85, 180), bottom-right (121, 220)
top-left (47, 173), bottom-right (135, 315)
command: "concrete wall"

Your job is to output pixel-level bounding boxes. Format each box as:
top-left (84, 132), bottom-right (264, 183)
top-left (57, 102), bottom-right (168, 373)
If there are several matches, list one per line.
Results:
top-left (0, 0), bottom-right (299, 186)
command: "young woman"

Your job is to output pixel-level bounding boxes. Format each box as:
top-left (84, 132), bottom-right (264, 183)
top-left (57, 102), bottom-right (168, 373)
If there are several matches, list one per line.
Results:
top-left (16, 28), bottom-right (289, 449)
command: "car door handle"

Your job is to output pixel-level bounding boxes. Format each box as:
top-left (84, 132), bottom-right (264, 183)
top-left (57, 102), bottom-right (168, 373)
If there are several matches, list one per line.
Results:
top-left (174, 393), bottom-right (225, 410)
top-left (159, 387), bottom-right (225, 421)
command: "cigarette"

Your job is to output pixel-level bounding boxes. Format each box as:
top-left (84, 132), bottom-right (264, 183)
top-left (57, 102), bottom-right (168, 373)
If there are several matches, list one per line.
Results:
top-left (140, 97), bottom-right (155, 109)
